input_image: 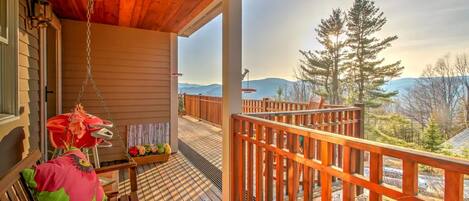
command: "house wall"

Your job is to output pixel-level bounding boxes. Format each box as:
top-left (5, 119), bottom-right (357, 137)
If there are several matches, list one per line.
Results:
top-left (0, 0), bottom-right (41, 176)
top-left (61, 20), bottom-right (173, 162)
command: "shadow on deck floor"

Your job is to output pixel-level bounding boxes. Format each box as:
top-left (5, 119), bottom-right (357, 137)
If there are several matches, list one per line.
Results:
top-left (117, 116), bottom-right (223, 201)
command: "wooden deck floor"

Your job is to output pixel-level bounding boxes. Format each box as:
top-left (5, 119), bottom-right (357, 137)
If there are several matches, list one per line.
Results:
top-left (116, 116), bottom-right (223, 201)
top-left (118, 153), bottom-right (221, 201)
top-left (178, 116), bottom-right (222, 169)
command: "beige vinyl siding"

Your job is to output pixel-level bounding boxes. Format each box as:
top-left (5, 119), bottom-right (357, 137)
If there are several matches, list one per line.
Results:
top-left (0, 0), bottom-right (41, 176)
top-left (61, 20), bottom-right (171, 162)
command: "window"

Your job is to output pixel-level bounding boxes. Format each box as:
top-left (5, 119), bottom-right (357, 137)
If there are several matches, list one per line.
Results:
top-left (0, 0), bottom-right (7, 44)
top-left (0, 0), bottom-right (18, 122)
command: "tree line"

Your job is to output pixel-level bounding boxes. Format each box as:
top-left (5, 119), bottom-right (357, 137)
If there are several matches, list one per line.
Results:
top-left (294, 0), bottom-right (468, 157)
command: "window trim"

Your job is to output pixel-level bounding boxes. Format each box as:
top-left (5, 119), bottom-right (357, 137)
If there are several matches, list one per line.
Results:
top-left (0, 0), bottom-right (19, 124)
top-left (0, 0), bottom-right (8, 44)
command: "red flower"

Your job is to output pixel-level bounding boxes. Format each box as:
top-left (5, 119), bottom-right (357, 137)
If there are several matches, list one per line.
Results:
top-left (128, 146), bottom-right (139, 157)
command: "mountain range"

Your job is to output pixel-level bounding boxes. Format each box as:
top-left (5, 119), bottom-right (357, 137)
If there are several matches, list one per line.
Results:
top-left (179, 77), bottom-right (419, 100)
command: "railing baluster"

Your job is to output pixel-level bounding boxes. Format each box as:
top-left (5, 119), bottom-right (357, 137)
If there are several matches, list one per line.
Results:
top-left (402, 160), bottom-right (418, 198)
top-left (290, 130), bottom-right (300, 200)
top-left (264, 127), bottom-right (274, 201)
top-left (337, 111), bottom-right (343, 169)
top-left (353, 105), bottom-right (365, 195)
top-left (285, 116), bottom-right (299, 200)
top-left (303, 136), bottom-right (314, 201)
top-left (247, 122), bottom-right (254, 200)
top-left (320, 141), bottom-right (332, 200)
top-left (444, 170), bottom-right (463, 201)
top-left (369, 152), bottom-right (383, 201)
top-left (256, 124), bottom-right (264, 201)
top-left (342, 146), bottom-right (355, 201)
top-left (276, 128), bottom-right (284, 201)
top-left (233, 118), bottom-right (244, 201)
top-left (331, 112), bottom-right (337, 183)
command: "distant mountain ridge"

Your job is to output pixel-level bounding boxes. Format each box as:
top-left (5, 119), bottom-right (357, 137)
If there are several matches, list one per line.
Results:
top-left (179, 77), bottom-right (419, 100)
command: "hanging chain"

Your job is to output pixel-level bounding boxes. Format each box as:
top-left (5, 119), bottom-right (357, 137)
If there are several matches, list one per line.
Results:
top-left (76, 0), bottom-right (111, 122)
top-left (74, 0), bottom-right (129, 159)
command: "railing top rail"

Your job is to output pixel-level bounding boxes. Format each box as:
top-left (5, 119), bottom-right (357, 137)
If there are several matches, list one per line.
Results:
top-left (233, 114), bottom-right (469, 174)
top-left (244, 106), bottom-right (361, 117)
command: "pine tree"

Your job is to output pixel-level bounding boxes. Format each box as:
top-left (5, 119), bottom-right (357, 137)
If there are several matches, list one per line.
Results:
top-left (345, 0), bottom-right (403, 107)
top-left (299, 9), bottom-right (347, 104)
top-left (275, 86), bottom-right (284, 101)
top-left (421, 117), bottom-right (444, 152)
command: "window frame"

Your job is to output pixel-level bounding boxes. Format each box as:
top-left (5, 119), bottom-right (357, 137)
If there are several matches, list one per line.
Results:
top-left (0, 0), bottom-right (19, 123)
top-left (0, 0), bottom-right (8, 44)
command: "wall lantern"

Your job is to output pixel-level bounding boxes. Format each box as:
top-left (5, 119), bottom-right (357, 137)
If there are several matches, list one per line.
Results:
top-left (27, 0), bottom-right (52, 29)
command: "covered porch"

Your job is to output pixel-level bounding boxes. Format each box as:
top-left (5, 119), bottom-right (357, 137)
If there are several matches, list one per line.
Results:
top-left (1, 0), bottom-right (469, 200)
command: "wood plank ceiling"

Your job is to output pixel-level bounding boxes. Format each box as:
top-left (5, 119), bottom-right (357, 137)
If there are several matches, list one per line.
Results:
top-left (49, 0), bottom-right (214, 33)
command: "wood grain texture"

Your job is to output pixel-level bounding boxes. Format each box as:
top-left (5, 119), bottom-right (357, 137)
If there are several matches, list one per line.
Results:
top-left (232, 113), bottom-right (469, 201)
top-left (61, 20), bottom-right (171, 162)
top-left (49, 0), bottom-right (215, 34)
top-left (1, 0), bottom-right (40, 176)
top-left (182, 94), bottom-right (332, 126)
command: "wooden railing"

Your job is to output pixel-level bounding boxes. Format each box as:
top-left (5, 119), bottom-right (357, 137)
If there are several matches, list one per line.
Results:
top-left (249, 106), bottom-right (366, 187)
top-left (181, 94), bottom-right (341, 125)
top-left (183, 94), bottom-right (223, 125)
top-left (231, 114), bottom-right (469, 201)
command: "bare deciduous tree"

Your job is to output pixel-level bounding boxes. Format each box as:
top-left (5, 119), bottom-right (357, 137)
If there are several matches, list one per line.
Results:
top-left (286, 79), bottom-right (316, 103)
top-left (400, 54), bottom-right (463, 138)
top-left (455, 54), bottom-right (469, 127)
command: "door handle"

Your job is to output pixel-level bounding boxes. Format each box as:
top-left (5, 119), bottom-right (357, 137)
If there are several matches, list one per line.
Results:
top-left (45, 86), bottom-right (54, 102)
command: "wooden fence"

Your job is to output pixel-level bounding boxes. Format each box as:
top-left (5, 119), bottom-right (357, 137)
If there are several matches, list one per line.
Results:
top-left (181, 94), bottom-right (343, 126)
top-left (232, 113), bottom-right (469, 201)
top-left (182, 94), bottom-right (223, 125)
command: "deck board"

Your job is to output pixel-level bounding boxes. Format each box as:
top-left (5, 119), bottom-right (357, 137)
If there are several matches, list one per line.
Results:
top-left (118, 153), bottom-right (220, 201)
top-left (178, 116), bottom-right (222, 169)
top-left (116, 116), bottom-right (223, 200)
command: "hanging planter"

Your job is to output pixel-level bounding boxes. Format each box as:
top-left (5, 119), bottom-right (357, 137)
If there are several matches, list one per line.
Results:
top-left (128, 144), bottom-right (171, 165)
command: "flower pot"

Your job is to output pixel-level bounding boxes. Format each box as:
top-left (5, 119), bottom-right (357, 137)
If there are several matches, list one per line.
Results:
top-left (131, 153), bottom-right (170, 166)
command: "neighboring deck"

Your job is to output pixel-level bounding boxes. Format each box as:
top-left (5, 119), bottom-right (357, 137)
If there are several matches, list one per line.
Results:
top-left (117, 116), bottom-right (223, 201)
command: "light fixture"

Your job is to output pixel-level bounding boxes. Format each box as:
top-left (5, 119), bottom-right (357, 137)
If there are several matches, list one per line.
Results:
top-left (27, 0), bottom-right (52, 29)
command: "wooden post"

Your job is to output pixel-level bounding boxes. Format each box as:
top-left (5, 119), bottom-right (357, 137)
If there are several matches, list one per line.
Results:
top-left (353, 103), bottom-right (365, 195)
top-left (263, 98), bottom-right (270, 112)
top-left (255, 124), bottom-right (264, 201)
top-left (402, 160), bottom-right (418, 197)
top-left (198, 93), bottom-right (202, 120)
top-left (182, 93), bottom-right (187, 114)
top-left (444, 170), bottom-right (464, 201)
top-left (222, 0), bottom-right (242, 199)
top-left (342, 146), bottom-right (355, 201)
top-left (320, 141), bottom-right (332, 200)
top-left (129, 166), bottom-right (138, 193)
top-left (369, 153), bottom-right (382, 201)
top-left (264, 127), bottom-right (274, 200)
top-left (169, 33), bottom-right (179, 153)
top-left (247, 123), bottom-right (254, 200)
top-left (276, 129), bottom-right (285, 201)
top-left (234, 119), bottom-right (244, 201)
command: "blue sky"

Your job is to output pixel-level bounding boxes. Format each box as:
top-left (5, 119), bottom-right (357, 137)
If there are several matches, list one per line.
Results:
top-left (179, 0), bottom-right (469, 85)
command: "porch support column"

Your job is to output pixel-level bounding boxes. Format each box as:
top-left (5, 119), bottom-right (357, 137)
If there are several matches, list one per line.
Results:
top-left (170, 33), bottom-right (179, 153)
top-left (222, 0), bottom-right (242, 199)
